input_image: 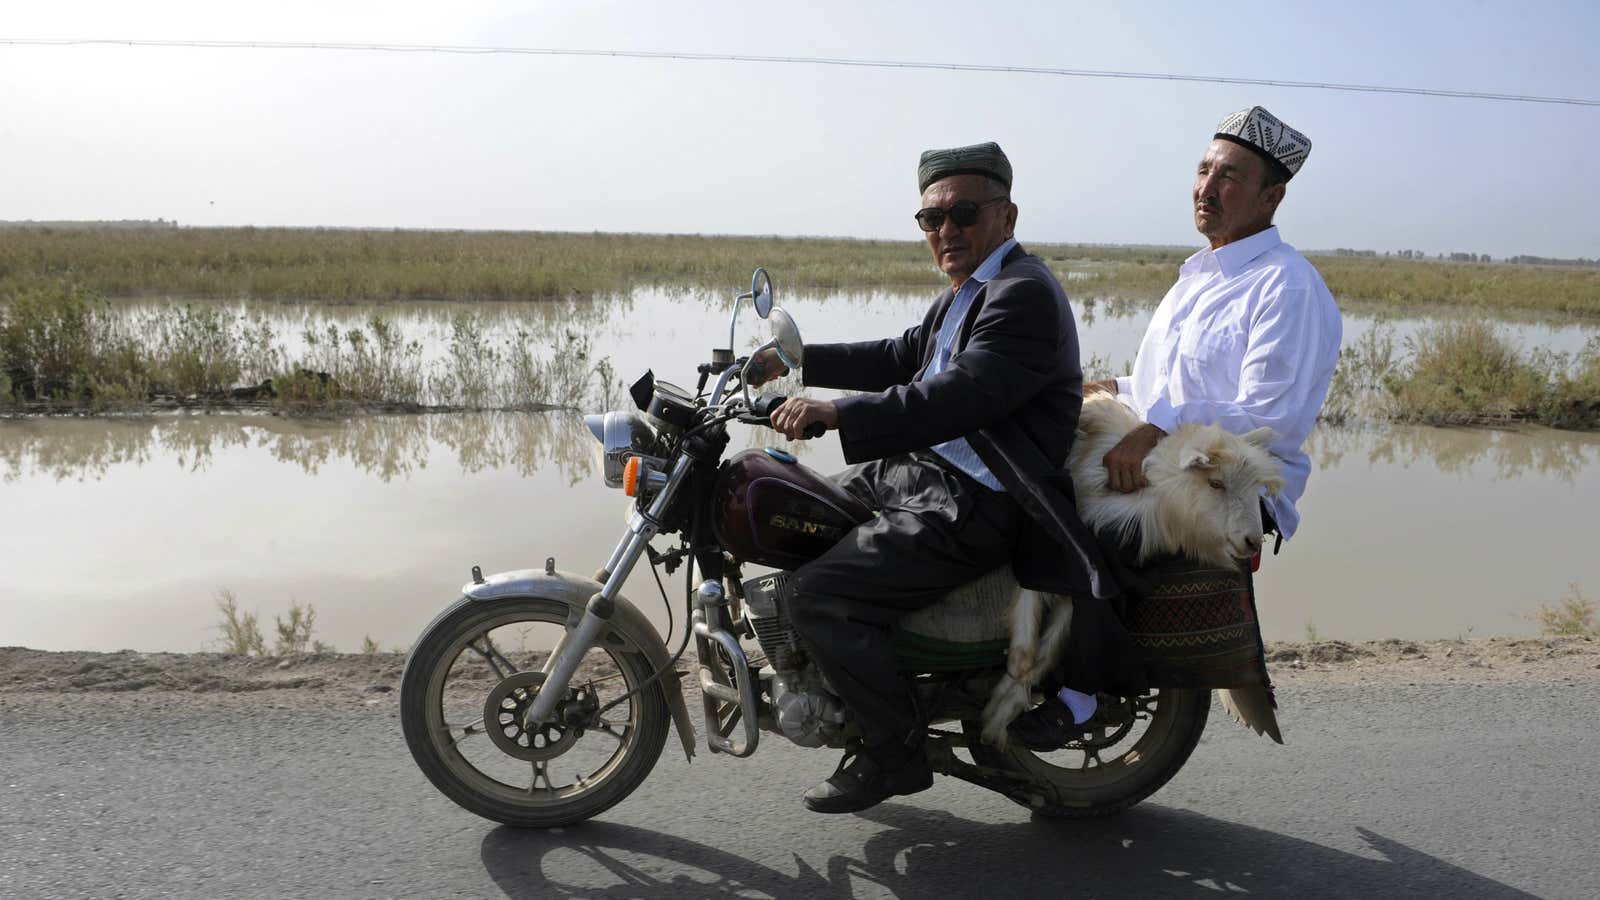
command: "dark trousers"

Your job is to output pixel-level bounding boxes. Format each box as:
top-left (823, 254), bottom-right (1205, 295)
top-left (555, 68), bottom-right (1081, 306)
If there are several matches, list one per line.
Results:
top-left (788, 452), bottom-right (1023, 753)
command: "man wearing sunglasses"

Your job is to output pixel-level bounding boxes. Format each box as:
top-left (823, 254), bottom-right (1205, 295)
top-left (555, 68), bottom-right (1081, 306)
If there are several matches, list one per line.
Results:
top-left (751, 142), bottom-right (1133, 813)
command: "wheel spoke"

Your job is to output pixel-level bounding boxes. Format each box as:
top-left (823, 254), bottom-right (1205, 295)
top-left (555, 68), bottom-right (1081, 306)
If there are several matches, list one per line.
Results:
top-left (469, 633), bottom-right (517, 679)
top-left (539, 632), bottom-right (570, 675)
top-left (584, 670), bottom-right (629, 687)
top-left (530, 759), bottom-right (553, 794)
top-left (594, 716), bottom-right (633, 742)
top-left (441, 719), bottom-right (486, 746)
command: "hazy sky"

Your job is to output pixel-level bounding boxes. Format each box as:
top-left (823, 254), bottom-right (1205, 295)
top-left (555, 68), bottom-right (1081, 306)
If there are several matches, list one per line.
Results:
top-left (5, 1), bottom-right (1597, 257)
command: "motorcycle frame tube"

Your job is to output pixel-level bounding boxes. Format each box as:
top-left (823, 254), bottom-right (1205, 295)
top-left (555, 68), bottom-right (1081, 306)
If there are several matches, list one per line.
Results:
top-left (526, 454), bottom-right (694, 726)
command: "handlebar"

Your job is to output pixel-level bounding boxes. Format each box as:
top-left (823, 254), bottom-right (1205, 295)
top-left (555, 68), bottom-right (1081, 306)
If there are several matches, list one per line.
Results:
top-left (742, 394), bottom-right (827, 440)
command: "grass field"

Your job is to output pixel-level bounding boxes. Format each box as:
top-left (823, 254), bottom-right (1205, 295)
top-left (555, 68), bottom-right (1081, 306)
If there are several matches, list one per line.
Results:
top-left (5, 226), bottom-right (1599, 315)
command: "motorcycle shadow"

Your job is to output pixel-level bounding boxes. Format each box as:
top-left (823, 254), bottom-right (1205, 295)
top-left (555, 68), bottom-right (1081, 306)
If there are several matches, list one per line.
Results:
top-left (477, 801), bottom-right (1538, 899)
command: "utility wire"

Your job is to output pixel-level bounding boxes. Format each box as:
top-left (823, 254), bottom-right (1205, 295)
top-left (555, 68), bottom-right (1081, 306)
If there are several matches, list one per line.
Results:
top-left (4, 37), bottom-right (1597, 107)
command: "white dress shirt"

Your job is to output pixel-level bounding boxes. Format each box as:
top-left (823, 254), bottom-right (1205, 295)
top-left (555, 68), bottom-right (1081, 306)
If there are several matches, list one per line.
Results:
top-left (1115, 226), bottom-right (1341, 539)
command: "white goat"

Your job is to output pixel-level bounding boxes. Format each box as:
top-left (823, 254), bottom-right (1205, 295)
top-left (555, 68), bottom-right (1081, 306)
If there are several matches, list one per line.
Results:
top-left (981, 393), bottom-right (1285, 747)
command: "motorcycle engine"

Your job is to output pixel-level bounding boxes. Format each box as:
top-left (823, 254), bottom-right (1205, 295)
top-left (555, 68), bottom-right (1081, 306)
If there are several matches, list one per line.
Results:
top-left (741, 572), bottom-right (847, 748)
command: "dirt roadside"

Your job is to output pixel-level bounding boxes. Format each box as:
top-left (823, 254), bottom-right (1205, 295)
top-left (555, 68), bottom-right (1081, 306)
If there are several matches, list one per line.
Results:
top-left (2, 636), bottom-right (1597, 704)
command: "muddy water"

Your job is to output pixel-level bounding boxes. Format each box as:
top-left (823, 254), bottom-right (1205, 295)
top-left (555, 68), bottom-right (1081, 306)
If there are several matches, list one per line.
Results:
top-left (3, 288), bottom-right (1598, 652)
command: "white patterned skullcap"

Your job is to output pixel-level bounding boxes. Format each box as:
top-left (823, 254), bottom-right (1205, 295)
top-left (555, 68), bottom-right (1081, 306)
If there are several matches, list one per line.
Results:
top-left (1214, 106), bottom-right (1311, 180)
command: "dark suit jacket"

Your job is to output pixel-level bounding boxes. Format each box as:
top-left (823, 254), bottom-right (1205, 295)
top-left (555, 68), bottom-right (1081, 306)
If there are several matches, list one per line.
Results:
top-left (802, 244), bottom-right (1140, 692)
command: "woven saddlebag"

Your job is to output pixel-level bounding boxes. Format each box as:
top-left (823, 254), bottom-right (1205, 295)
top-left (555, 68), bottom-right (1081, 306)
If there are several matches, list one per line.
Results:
top-left (1120, 554), bottom-right (1270, 689)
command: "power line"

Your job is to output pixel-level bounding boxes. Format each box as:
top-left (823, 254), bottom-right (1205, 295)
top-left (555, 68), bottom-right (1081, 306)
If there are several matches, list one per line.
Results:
top-left (4, 37), bottom-right (1597, 107)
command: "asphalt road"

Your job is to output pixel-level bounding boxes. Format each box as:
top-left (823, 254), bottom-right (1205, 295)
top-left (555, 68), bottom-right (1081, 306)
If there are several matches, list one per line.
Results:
top-left (2, 680), bottom-right (1596, 899)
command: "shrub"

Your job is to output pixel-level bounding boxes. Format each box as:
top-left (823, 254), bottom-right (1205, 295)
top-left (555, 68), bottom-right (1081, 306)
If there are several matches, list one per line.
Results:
top-left (274, 602), bottom-right (319, 656)
top-left (215, 589), bottom-right (267, 655)
top-left (0, 284), bottom-right (119, 403)
top-left (1533, 584), bottom-right (1597, 638)
top-left (1385, 320), bottom-right (1547, 424)
top-left (1539, 337), bottom-right (1600, 429)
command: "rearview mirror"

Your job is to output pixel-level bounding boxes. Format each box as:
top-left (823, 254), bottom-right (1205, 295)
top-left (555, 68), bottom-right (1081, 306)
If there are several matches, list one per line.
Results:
top-left (752, 268), bottom-right (774, 318)
top-left (769, 306), bottom-right (803, 370)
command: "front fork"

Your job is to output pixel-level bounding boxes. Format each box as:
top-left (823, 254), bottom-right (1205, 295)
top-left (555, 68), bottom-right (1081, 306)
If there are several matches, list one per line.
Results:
top-left (528, 440), bottom-right (763, 758)
top-left (522, 454), bottom-right (690, 726)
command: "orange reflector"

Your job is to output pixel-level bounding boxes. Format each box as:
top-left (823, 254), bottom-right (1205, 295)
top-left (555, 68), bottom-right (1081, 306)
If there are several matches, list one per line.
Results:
top-left (623, 457), bottom-right (641, 497)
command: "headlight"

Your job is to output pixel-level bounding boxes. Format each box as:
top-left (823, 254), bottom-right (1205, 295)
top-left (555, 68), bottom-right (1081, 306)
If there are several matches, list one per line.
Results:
top-left (583, 411), bottom-right (661, 488)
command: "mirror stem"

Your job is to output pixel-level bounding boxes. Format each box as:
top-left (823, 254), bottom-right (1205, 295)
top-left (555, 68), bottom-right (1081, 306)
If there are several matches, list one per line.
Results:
top-left (726, 292), bottom-right (752, 355)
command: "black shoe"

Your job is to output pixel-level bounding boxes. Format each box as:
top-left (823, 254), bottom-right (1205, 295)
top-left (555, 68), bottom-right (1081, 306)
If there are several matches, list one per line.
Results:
top-left (802, 743), bottom-right (933, 814)
top-left (1007, 697), bottom-right (1086, 751)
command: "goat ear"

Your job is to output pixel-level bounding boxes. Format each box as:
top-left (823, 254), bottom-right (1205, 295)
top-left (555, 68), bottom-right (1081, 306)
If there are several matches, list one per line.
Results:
top-left (1242, 426), bottom-right (1277, 449)
top-left (1178, 447), bottom-right (1213, 470)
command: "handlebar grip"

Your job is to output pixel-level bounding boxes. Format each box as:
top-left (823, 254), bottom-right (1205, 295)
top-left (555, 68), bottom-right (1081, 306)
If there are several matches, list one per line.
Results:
top-left (750, 394), bottom-right (787, 417)
top-left (750, 394), bottom-right (827, 440)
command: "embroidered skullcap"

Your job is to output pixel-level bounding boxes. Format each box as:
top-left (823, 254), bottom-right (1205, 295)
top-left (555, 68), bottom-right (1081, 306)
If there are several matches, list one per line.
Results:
top-left (917, 142), bottom-right (1013, 193)
top-left (1214, 106), bottom-right (1311, 180)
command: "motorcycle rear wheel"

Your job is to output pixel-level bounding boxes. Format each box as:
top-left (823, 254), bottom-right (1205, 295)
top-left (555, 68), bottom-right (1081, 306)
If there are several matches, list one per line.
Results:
top-left (400, 596), bottom-right (671, 828)
top-left (965, 687), bottom-right (1210, 818)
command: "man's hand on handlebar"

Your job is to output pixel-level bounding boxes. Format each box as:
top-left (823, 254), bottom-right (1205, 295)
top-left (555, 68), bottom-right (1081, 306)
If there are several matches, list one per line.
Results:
top-left (770, 397), bottom-right (838, 441)
top-left (746, 348), bottom-right (790, 388)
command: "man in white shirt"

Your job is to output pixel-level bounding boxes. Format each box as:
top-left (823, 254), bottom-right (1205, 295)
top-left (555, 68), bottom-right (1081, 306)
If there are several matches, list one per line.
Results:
top-left (1094, 106), bottom-right (1340, 540)
top-left (1011, 106), bottom-right (1341, 748)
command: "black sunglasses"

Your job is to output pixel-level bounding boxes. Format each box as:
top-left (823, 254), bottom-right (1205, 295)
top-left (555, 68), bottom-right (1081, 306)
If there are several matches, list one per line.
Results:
top-left (913, 196), bottom-right (1010, 233)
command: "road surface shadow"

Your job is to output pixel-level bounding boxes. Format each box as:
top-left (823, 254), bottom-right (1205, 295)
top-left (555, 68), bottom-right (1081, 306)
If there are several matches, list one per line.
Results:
top-left (477, 802), bottom-right (1539, 899)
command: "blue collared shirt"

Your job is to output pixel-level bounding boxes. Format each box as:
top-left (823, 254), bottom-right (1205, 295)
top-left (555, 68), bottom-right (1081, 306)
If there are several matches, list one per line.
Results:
top-left (919, 237), bottom-right (1018, 491)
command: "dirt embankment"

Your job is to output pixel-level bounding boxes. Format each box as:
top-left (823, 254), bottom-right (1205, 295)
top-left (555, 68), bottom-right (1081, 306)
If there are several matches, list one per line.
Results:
top-left (2, 636), bottom-right (1597, 700)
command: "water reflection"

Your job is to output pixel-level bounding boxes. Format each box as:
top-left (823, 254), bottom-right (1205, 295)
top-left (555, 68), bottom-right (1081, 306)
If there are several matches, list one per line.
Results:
top-left (3, 408), bottom-right (1596, 650)
top-left (9, 411), bottom-right (1596, 488)
top-left (0, 411), bottom-right (597, 486)
top-left (1307, 422), bottom-right (1600, 482)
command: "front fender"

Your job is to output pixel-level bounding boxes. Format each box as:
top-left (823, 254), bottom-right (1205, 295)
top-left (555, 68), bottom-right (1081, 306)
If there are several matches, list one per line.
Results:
top-left (464, 568), bottom-right (697, 760)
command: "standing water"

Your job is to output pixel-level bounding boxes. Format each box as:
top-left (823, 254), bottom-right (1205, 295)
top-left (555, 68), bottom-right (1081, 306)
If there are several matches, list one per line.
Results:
top-left (2, 288), bottom-right (1596, 650)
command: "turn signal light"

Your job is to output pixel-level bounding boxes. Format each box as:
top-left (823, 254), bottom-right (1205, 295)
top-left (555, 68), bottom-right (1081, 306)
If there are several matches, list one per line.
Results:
top-left (623, 457), bottom-right (642, 497)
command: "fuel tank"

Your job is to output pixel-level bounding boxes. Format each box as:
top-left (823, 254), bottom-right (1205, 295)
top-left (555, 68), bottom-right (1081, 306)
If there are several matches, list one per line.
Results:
top-left (712, 448), bottom-right (873, 569)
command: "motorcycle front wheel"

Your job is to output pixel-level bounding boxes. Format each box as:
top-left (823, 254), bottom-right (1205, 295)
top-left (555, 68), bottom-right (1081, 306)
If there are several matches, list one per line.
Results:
top-left (400, 596), bottom-right (671, 828)
top-left (964, 687), bottom-right (1210, 818)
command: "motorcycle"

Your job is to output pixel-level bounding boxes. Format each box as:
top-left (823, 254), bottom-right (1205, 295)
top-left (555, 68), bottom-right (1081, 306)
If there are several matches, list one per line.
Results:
top-left (399, 268), bottom-right (1212, 828)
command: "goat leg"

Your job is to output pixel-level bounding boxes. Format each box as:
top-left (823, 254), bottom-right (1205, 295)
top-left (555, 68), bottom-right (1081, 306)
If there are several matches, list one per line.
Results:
top-left (982, 589), bottom-right (1048, 748)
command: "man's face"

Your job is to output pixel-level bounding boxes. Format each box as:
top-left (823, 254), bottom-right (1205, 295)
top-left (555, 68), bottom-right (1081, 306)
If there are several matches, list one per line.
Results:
top-left (920, 174), bottom-right (1017, 284)
top-left (1193, 139), bottom-right (1284, 248)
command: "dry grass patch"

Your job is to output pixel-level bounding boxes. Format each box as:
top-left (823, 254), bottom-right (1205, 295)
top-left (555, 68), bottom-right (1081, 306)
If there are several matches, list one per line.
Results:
top-left (1386, 320), bottom-right (1549, 425)
top-left (1324, 319), bottom-right (1600, 430)
top-left (1533, 585), bottom-right (1598, 638)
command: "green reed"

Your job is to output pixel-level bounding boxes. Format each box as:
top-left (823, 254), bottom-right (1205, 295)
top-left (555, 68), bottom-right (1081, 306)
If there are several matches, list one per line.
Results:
top-left (0, 282), bottom-right (610, 412)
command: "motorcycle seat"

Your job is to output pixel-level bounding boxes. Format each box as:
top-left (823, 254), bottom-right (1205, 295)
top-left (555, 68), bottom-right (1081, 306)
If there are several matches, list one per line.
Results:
top-left (891, 565), bottom-right (1019, 672)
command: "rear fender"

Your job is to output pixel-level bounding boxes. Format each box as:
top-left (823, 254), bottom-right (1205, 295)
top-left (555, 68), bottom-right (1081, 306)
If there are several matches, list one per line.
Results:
top-left (464, 568), bottom-right (696, 760)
